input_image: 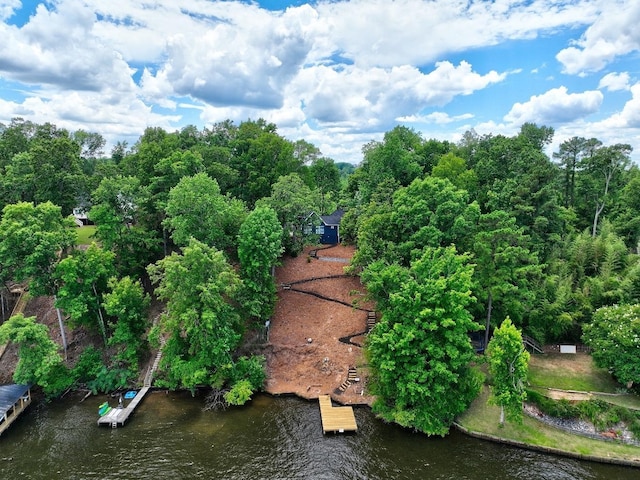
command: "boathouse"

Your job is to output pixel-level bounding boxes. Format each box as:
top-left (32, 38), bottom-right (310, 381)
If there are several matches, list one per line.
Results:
top-left (0, 384), bottom-right (31, 436)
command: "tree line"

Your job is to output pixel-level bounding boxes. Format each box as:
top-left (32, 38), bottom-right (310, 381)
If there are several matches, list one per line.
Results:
top-left (0, 118), bottom-right (638, 433)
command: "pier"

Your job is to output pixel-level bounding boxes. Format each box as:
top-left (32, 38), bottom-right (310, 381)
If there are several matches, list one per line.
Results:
top-left (318, 395), bottom-right (357, 433)
top-left (97, 343), bottom-right (163, 428)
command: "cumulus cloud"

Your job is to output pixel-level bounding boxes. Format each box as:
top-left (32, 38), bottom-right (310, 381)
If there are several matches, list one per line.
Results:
top-left (0, 2), bottom-right (135, 92)
top-left (0, 1), bottom-right (637, 164)
top-left (598, 72), bottom-right (631, 91)
top-left (397, 112), bottom-right (474, 124)
top-left (313, 0), bottom-right (599, 67)
top-left (556, 0), bottom-right (640, 75)
top-left (295, 61), bottom-right (505, 130)
top-left (504, 86), bottom-right (603, 125)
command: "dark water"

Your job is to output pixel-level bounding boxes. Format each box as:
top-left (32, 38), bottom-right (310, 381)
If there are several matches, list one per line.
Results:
top-left (0, 392), bottom-right (637, 480)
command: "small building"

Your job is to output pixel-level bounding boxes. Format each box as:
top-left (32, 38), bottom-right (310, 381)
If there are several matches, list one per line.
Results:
top-left (302, 209), bottom-right (345, 244)
top-left (319, 209), bottom-right (345, 244)
top-left (0, 384), bottom-right (32, 436)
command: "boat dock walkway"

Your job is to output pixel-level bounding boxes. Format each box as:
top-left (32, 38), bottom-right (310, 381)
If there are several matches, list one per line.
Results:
top-left (318, 395), bottom-right (357, 434)
top-left (97, 341), bottom-right (163, 428)
top-left (97, 386), bottom-right (150, 428)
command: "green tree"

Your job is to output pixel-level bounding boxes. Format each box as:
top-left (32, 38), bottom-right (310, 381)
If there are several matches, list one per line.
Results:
top-left (472, 210), bottom-right (540, 348)
top-left (582, 304), bottom-right (640, 388)
top-left (238, 206), bottom-right (283, 320)
top-left (309, 157), bottom-right (340, 214)
top-left (229, 119), bottom-right (301, 206)
top-left (3, 131), bottom-right (85, 216)
top-left (0, 201), bottom-right (76, 293)
top-left (355, 126), bottom-right (423, 204)
top-left (352, 176), bottom-right (479, 268)
top-left (54, 244), bottom-right (116, 344)
top-left (164, 172), bottom-right (246, 253)
top-left (90, 175), bottom-right (161, 277)
top-left (431, 152), bottom-right (477, 192)
top-left (486, 317), bottom-right (529, 425)
top-left (257, 173), bottom-right (319, 255)
top-left (579, 143), bottom-right (632, 237)
top-left (363, 246), bottom-right (482, 436)
top-left (103, 276), bottom-right (150, 375)
top-left (0, 314), bottom-right (72, 397)
top-left (147, 239), bottom-right (249, 393)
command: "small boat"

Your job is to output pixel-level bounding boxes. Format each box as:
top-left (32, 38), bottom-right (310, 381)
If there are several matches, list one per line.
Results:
top-left (124, 390), bottom-right (137, 399)
top-left (98, 402), bottom-right (111, 416)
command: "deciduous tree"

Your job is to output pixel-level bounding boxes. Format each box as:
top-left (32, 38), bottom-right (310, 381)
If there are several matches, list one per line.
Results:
top-left (582, 303), bottom-right (640, 388)
top-left (486, 317), bottom-right (529, 425)
top-left (237, 206), bottom-right (283, 320)
top-left (363, 246), bottom-right (482, 436)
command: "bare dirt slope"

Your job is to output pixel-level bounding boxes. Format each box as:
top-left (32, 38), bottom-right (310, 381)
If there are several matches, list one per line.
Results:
top-left (264, 244), bottom-right (375, 406)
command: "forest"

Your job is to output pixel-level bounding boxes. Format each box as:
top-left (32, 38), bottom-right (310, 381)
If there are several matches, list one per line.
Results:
top-left (0, 117), bottom-right (638, 435)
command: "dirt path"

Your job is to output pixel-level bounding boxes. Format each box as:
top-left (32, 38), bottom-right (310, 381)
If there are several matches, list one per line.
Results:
top-left (264, 245), bottom-right (375, 406)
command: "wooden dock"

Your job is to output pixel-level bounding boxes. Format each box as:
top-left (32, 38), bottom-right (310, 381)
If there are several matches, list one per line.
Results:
top-left (97, 386), bottom-right (150, 428)
top-left (97, 341), bottom-right (163, 428)
top-left (318, 395), bottom-right (357, 434)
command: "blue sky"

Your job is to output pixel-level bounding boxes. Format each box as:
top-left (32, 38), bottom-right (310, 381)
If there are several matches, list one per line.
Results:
top-left (0, 0), bottom-right (638, 163)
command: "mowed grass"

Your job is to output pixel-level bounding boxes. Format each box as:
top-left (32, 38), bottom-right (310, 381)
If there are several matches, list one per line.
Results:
top-left (75, 225), bottom-right (97, 246)
top-left (528, 353), bottom-right (620, 393)
top-left (457, 386), bottom-right (640, 463)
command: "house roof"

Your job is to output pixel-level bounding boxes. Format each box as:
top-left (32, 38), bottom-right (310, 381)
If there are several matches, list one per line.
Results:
top-left (0, 384), bottom-right (30, 418)
top-left (320, 209), bottom-right (345, 226)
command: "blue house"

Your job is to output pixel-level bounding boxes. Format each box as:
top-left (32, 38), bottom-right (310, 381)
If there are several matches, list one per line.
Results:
top-left (319, 209), bottom-right (345, 244)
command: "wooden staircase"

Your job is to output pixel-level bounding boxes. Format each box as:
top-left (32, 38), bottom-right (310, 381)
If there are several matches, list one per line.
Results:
top-left (522, 334), bottom-right (544, 354)
top-left (336, 366), bottom-right (358, 393)
top-left (366, 311), bottom-right (376, 332)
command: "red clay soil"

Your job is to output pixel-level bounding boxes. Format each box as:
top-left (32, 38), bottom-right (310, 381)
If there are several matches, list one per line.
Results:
top-left (1, 244), bottom-right (377, 408)
top-left (263, 244), bottom-right (376, 406)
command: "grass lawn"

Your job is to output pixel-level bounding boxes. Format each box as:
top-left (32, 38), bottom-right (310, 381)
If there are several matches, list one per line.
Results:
top-left (457, 386), bottom-right (640, 464)
top-left (528, 353), bottom-right (620, 393)
top-left (75, 225), bottom-right (96, 246)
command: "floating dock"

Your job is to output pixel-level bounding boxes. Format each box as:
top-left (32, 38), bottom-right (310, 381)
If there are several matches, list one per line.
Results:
top-left (318, 395), bottom-right (357, 433)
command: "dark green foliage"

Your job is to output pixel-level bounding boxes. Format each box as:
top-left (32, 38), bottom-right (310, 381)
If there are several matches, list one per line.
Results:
top-left (54, 244), bottom-right (116, 342)
top-left (0, 314), bottom-right (73, 398)
top-left (164, 172), bottom-right (247, 252)
top-left (0, 201), bottom-right (76, 295)
top-left (487, 318), bottom-right (529, 424)
top-left (147, 238), bottom-right (263, 401)
top-left (364, 246), bottom-right (483, 436)
top-left (352, 176), bottom-right (479, 268)
top-left (103, 276), bottom-right (150, 375)
top-left (238, 206), bottom-right (283, 320)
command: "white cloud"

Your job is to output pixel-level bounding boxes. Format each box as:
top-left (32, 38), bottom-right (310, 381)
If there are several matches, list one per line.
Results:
top-left (504, 86), bottom-right (603, 125)
top-left (598, 72), bottom-right (631, 91)
top-left (313, 0), bottom-right (600, 67)
top-left (0, 0), bottom-right (20, 21)
top-left (397, 112), bottom-right (474, 124)
top-left (594, 82), bottom-right (640, 129)
top-left (556, 0), bottom-right (640, 75)
top-left (295, 61), bottom-right (505, 130)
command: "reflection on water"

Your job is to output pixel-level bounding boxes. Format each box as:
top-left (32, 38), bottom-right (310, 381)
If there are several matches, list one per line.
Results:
top-left (0, 392), bottom-right (637, 480)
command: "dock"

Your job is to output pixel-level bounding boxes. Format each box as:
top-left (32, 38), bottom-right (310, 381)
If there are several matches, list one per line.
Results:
top-left (0, 384), bottom-right (32, 436)
top-left (318, 395), bottom-right (357, 434)
top-left (97, 386), bottom-right (150, 428)
top-left (97, 341), bottom-right (163, 428)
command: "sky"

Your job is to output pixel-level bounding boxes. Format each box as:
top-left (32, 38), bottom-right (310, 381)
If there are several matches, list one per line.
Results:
top-left (0, 0), bottom-right (639, 164)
